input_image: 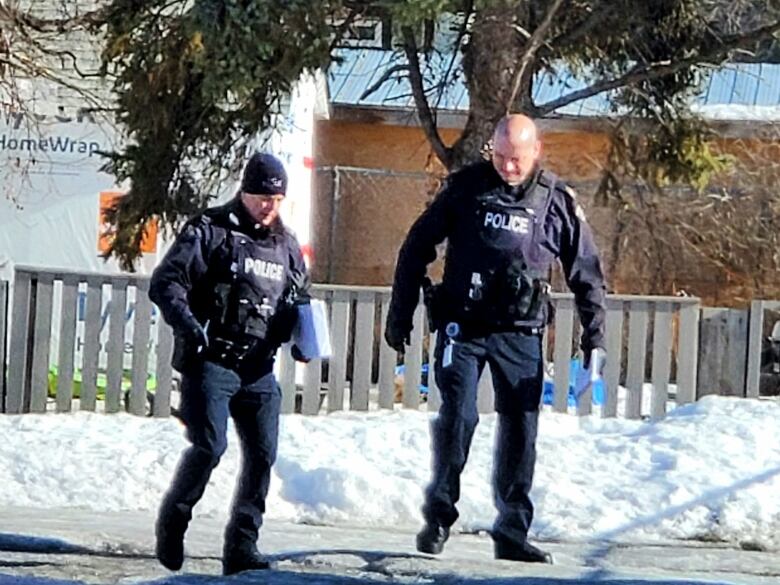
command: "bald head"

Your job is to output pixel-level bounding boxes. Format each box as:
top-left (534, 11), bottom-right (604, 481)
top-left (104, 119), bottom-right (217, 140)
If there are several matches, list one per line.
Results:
top-left (492, 114), bottom-right (541, 186)
top-left (494, 114), bottom-right (538, 144)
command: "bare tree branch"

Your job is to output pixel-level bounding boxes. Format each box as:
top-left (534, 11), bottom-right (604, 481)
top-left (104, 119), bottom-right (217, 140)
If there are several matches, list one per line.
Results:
top-left (401, 25), bottom-right (452, 168)
top-left (0, 4), bottom-right (107, 32)
top-left (432, 0), bottom-right (473, 111)
top-left (537, 19), bottom-right (780, 115)
top-left (505, 0), bottom-right (566, 111)
top-left (359, 64), bottom-right (409, 100)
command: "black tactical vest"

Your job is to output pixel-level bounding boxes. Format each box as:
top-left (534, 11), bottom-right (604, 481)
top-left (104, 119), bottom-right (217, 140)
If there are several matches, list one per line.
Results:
top-left (200, 223), bottom-right (290, 343)
top-left (438, 170), bottom-right (558, 329)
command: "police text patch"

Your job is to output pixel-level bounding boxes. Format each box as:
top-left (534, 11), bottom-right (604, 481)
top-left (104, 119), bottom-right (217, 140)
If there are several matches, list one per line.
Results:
top-left (484, 211), bottom-right (530, 234)
top-left (244, 258), bottom-right (285, 282)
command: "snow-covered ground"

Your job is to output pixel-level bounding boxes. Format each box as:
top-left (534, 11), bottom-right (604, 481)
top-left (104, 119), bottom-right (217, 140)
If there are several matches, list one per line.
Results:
top-left (2, 396), bottom-right (780, 552)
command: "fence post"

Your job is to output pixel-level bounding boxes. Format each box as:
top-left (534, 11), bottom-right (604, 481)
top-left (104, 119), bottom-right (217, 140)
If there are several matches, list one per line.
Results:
top-left (278, 345), bottom-right (296, 414)
top-left (403, 303), bottom-right (425, 410)
top-left (154, 322), bottom-right (175, 418)
top-left (128, 280), bottom-right (154, 416)
top-left (552, 296), bottom-right (575, 413)
top-left (625, 300), bottom-right (649, 419)
top-left (29, 273), bottom-right (55, 413)
top-left (426, 329), bottom-right (441, 412)
top-left (745, 300), bottom-right (764, 398)
top-left (603, 297), bottom-right (624, 418)
top-left (105, 278), bottom-right (128, 413)
top-left (351, 290), bottom-right (376, 411)
top-left (7, 270), bottom-right (34, 414)
top-left (726, 309), bottom-right (749, 397)
top-left (697, 308), bottom-right (725, 398)
top-left (377, 292), bottom-right (397, 410)
top-left (650, 301), bottom-right (673, 419)
top-left (0, 280), bottom-right (8, 413)
top-left (55, 274), bottom-right (80, 413)
top-left (79, 276), bottom-right (103, 412)
top-left (676, 301), bottom-right (700, 405)
top-left (329, 288), bottom-right (351, 412)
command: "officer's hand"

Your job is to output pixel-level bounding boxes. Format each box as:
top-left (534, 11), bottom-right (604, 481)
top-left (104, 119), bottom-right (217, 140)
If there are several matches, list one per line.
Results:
top-left (384, 324), bottom-right (410, 353)
top-left (181, 315), bottom-right (208, 352)
top-left (291, 344), bottom-right (310, 363)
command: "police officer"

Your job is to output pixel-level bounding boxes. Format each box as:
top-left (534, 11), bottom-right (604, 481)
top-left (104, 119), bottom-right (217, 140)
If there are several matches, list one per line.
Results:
top-left (385, 115), bottom-right (607, 564)
top-left (149, 153), bottom-right (310, 575)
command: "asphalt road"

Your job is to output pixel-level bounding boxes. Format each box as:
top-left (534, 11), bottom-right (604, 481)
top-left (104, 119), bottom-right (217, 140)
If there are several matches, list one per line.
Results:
top-left (1, 507), bottom-right (779, 584)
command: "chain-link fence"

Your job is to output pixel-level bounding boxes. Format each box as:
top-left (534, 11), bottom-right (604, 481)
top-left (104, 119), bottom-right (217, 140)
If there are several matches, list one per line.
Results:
top-left (313, 166), bottom-right (435, 285)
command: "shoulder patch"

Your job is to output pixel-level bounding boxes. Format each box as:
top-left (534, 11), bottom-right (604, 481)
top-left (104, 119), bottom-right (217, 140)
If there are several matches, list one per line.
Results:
top-left (553, 181), bottom-right (577, 199)
top-left (556, 183), bottom-right (588, 222)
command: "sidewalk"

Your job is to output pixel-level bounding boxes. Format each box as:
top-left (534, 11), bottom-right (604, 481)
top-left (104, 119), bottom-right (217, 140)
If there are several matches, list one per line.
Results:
top-left (1, 507), bottom-right (779, 584)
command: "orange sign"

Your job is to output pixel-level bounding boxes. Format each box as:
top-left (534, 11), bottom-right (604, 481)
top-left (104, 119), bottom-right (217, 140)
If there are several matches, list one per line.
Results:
top-left (98, 191), bottom-right (158, 254)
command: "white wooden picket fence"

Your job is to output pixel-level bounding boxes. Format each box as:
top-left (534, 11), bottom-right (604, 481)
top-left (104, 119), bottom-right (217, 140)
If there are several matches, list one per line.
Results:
top-left (1, 266), bottom-right (730, 419)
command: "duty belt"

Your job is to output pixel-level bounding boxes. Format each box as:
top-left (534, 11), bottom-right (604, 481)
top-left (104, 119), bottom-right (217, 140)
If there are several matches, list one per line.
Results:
top-left (205, 336), bottom-right (256, 370)
top-left (516, 325), bottom-right (544, 336)
top-left (456, 321), bottom-right (545, 338)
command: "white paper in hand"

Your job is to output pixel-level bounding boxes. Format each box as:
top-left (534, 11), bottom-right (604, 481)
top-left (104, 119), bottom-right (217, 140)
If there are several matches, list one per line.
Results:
top-left (292, 300), bottom-right (332, 360)
top-left (574, 349), bottom-right (605, 400)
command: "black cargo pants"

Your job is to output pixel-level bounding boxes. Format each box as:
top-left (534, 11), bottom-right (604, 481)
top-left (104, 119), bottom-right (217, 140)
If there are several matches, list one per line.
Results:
top-left (422, 329), bottom-right (543, 548)
top-left (160, 359), bottom-right (281, 553)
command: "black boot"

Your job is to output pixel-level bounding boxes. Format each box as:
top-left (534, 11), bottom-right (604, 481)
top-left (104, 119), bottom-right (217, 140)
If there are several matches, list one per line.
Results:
top-left (416, 523), bottom-right (450, 555)
top-left (155, 504), bottom-right (188, 571)
top-left (494, 540), bottom-right (553, 564)
top-left (222, 546), bottom-right (276, 575)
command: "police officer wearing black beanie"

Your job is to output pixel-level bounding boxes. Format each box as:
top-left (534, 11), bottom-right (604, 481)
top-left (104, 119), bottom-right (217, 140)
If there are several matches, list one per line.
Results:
top-left (149, 152), bottom-right (310, 575)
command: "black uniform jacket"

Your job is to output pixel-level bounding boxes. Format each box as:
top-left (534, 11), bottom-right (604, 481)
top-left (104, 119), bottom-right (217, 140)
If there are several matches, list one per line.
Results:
top-left (150, 197), bottom-right (310, 371)
top-left (388, 161), bottom-right (607, 351)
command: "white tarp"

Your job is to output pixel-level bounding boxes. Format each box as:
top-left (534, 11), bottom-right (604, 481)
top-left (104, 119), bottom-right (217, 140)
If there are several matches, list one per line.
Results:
top-left (0, 109), bottom-right (162, 280)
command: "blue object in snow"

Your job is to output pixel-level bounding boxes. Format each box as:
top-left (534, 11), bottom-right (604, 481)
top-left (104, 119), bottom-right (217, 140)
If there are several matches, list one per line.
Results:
top-left (542, 358), bottom-right (605, 407)
top-left (395, 364), bottom-right (430, 395)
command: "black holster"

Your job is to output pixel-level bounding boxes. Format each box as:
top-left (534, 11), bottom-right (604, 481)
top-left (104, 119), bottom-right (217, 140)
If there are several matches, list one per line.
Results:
top-left (422, 277), bottom-right (442, 333)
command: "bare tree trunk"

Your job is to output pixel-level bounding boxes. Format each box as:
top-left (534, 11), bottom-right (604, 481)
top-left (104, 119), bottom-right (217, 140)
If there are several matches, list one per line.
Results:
top-left (449, 4), bottom-right (534, 169)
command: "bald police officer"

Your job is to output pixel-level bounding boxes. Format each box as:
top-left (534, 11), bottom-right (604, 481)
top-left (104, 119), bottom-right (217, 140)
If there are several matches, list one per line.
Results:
top-left (150, 153), bottom-right (310, 575)
top-left (386, 115), bottom-right (607, 564)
